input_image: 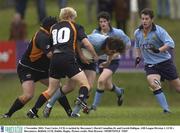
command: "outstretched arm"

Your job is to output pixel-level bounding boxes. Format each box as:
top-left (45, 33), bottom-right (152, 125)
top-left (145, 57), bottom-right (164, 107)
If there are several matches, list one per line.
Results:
top-left (81, 38), bottom-right (98, 62)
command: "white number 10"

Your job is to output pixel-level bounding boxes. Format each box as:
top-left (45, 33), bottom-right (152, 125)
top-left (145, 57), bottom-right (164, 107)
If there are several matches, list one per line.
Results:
top-left (52, 27), bottom-right (70, 45)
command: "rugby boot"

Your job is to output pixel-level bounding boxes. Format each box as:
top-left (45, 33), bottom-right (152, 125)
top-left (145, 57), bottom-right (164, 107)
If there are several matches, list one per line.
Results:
top-left (70, 112), bottom-right (80, 118)
top-left (1, 114), bottom-right (10, 118)
top-left (27, 109), bottom-right (39, 119)
top-left (75, 98), bottom-right (89, 114)
top-left (43, 106), bottom-right (52, 118)
top-left (117, 89), bottom-right (124, 106)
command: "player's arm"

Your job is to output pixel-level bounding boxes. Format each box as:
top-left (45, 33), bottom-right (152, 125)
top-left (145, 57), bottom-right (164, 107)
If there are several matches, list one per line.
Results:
top-left (81, 38), bottom-right (98, 61)
top-left (158, 44), bottom-right (170, 52)
top-left (99, 53), bottom-right (120, 68)
top-left (134, 31), bottom-right (142, 67)
top-left (36, 33), bottom-right (53, 59)
top-left (135, 48), bottom-right (141, 67)
top-left (150, 28), bottom-right (175, 53)
top-left (107, 53), bottom-right (120, 63)
top-left (77, 24), bottom-right (98, 61)
top-left (76, 42), bottom-right (90, 64)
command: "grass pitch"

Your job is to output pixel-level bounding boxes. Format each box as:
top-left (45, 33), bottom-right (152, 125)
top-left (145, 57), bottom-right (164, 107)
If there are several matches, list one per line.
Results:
top-left (1, 106), bottom-right (180, 125)
top-left (1, 74), bottom-right (180, 125)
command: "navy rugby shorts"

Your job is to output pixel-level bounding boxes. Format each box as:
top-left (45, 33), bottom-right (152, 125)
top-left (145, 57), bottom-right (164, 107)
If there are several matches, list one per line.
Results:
top-left (76, 57), bottom-right (96, 71)
top-left (17, 63), bottom-right (49, 83)
top-left (50, 53), bottom-right (82, 79)
top-left (145, 59), bottom-right (178, 81)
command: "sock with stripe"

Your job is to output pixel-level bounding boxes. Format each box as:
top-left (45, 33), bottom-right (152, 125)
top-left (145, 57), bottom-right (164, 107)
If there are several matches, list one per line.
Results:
top-left (58, 89), bottom-right (72, 116)
top-left (32, 93), bottom-right (49, 114)
top-left (153, 89), bottom-right (169, 111)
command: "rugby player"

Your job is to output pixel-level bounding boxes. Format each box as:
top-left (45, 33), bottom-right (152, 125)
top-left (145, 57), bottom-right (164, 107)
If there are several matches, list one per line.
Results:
top-left (134, 8), bottom-right (180, 113)
top-left (1, 16), bottom-right (72, 118)
top-left (89, 11), bottom-right (131, 111)
top-left (26, 7), bottom-right (98, 118)
top-left (43, 33), bottom-right (126, 117)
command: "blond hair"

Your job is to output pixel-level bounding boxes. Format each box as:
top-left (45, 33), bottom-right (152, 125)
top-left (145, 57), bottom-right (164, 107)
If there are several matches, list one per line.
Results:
top-left (59, 7), bottom-right (77, 21)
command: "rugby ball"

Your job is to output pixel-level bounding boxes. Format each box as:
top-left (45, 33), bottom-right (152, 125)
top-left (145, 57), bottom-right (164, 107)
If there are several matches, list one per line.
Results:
top-left (81, 48), bottom-right (93, 61)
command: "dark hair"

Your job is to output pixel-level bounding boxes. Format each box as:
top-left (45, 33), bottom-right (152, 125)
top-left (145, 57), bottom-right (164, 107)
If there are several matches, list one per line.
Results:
top-left (97, 11), bottom-right (111, 21)
top-left (103, 37), bottom-right (126, 54)
top-left (41, 16), bottom-right (57, 30)
top-left (140, 8), bottom-right (154, 19)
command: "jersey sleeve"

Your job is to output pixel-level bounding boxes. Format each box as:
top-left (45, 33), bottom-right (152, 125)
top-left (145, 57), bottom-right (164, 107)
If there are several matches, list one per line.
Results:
top-left (36, 33), bottom-right (52, 54)
top-left (134, 30), bottom-right (140, 48)
top-left (157, 26), bottom-right (175, 48)
top-left (76, 24), bottom-right (87, 41)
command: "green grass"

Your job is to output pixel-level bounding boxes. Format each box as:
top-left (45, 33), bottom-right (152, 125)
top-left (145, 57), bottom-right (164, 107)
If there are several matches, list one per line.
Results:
top-left (1, 74), bottom-right (180, 125)
top-left (1, 106), bottom-right (180, 125)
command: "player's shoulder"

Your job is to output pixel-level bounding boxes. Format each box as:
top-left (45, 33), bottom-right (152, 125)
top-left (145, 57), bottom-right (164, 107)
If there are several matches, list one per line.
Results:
top-left (112, 27), bottom-right (122, 31)
top-left (154, 24), bottom-right (166, 33)
top-left (73, 23), bottom-right (84, 30)
top-left (36, 29), bottom-right (49, 40)
top-left (134, 26), bottom-right (142, 36)
top-left (112, 27), bottom-right (124, 33)
top-left (88, 33), bottom-right (107, 40)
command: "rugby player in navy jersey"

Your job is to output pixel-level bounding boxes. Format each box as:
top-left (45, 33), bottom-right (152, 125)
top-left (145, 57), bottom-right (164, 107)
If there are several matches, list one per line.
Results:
top-left (26, 7), bottom-right (98, 118)
top-left (134, 8), bottom-right (180, 113)
top-left (1, 16), bottom-right (72, 118)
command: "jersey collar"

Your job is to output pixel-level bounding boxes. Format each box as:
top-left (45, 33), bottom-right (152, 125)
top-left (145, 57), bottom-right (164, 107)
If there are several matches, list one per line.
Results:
top-left (138, 23), bottom-right (156, 31)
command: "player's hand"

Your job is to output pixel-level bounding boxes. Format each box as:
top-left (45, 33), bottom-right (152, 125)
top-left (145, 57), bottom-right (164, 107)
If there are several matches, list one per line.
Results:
top-left (149, 44), bottom-right (160, 53)
top-left (99, 61), bottom-right (110, 68)
top-left (135, 57), bottom-right (141, 67)
top-left (93, 55), bottom-right (99, 63)
top-left (80, 56), bottom-right (90, 64)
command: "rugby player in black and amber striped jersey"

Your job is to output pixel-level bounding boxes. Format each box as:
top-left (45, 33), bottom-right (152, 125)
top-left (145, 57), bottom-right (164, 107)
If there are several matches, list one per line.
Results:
top-left (1, 16), bottom-right (72, 118)
top-left (27, 7), bottom-right (98, 118)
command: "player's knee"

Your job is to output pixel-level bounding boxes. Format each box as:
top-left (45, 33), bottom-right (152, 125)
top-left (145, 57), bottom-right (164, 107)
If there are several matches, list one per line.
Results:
top-left (149, 79), bottom-right (161, 90)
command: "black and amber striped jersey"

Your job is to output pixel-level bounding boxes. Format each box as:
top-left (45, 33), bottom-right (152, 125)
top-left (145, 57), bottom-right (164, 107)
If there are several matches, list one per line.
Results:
top-left (20, 27), bottom-right (52, 72)
top-left (50, 21), bottom-right (87, 56)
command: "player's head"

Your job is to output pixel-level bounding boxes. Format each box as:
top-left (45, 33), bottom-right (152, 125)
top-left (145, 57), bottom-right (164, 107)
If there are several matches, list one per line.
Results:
top-left (97, 11), bottom-right (112, 32)
top-left (59, 7), bottom-right (77, 21)
top-left (140, 8), bottom-right (154, 29)
top-left (140, 8), bottom-right (154, 19)
top-left (41, 16), bottom-right (57, 31)
top-left (102, 37), bottom-right (126, 55)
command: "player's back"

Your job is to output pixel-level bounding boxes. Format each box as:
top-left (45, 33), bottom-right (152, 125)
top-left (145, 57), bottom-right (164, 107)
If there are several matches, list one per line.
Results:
top-left (20, 29), bottom-right (50, 71)
top-left (87, 33), bottom-right (107, 55)
top-left (51, 21), bottom-right (78, 55)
